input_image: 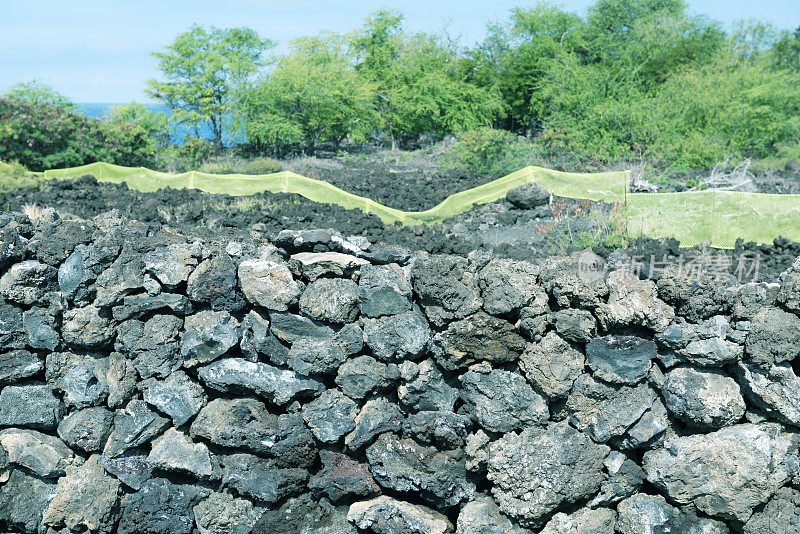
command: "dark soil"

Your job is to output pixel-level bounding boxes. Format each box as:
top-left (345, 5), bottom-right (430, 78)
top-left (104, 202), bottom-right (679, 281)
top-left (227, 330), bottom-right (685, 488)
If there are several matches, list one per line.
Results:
top-left (287, 156), bottom-right (495, 211)
top-left (2, 175), bottom-right (797, 280)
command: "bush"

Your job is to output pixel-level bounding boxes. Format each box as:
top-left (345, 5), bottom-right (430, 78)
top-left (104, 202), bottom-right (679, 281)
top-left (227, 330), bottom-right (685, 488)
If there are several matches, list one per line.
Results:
top-left (0, 97), bottom-right (157, 172)
top-left (240, 157), bottom-right (281, 174)
top-left (199, 156), bottom-right (281, 175)
top-left (179, 136), bottom-right (215, 169)
top-left (0, 160), bottom-right (42, 192)
top-left (443, 128), bottom-right (542, 176)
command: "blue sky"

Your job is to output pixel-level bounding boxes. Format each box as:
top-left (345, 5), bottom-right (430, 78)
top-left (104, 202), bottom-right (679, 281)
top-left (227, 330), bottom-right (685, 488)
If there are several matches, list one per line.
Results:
top-left (1, 0), bottom-right (798, 102)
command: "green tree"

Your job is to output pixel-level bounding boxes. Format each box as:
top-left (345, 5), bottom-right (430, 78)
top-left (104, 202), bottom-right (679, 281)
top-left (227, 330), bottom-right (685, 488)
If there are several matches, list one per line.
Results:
top-left (240, 34), bottom-right (379, 155)
top-left (107, 102), bottom-right (172, 147)
top-left (350, 10), bottom-right (503, 147)
top-left (4, 81), bottom-right (77, 110)
top-left (773, 26), bottom-right (800, 71)
top-left (465, 3), bottom-right (584, 134)
top-left (147, 25), bottom-right (273, 147)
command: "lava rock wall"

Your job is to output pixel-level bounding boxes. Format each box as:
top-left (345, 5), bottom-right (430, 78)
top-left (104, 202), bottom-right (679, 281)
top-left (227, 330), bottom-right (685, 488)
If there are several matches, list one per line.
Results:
top-left (1, 209), bottom-right (800, 533)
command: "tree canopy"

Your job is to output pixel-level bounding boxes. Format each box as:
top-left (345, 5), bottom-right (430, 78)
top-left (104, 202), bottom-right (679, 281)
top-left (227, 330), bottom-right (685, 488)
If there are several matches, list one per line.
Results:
top-left (147, 25), bottom-right (274, 146)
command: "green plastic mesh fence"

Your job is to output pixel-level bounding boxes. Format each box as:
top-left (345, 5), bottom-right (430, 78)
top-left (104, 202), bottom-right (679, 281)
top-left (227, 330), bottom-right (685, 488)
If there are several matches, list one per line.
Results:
top-left (39, 162), bottom-right (800, 248)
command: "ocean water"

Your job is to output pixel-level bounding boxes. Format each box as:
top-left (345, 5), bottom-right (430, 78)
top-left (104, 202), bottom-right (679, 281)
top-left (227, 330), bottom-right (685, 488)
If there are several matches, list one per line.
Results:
top-left (77, 103), bottom-right (242, 145)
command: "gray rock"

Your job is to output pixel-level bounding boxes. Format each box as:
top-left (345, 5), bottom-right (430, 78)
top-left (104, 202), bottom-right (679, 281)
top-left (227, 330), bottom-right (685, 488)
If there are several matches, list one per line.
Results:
top-left (398, 359), bottom-right (458, 412)
top-left (0, 384), bottom-right (62, 429)
top-left (618, 494), bottom-right (730, 534)
top-left (292, 251), bottom-right (369, 281)
top-left (143, 242), bottom-right (200, 287)
top-left (657, 263), bottom-right (734, 322)
top-left (101, 448), bottom-right (152, 490)
top-left (662, 367), bottom-right (745, 428)
top-left (239, 257), bottom-right (301, 311)
top-left (613, 396), bottom-right (669, 450)
top-left (141, 371), bottom-right (207, 427)
top-left (363, 310), bottom-right (431, 361)
top-left (187, 254), bottom-right (243, 311)
top-left (519, 332), bottom-right (584, 399)
top-left (743, 486), bottom-right (800, 534)
top-left (0, 468), bottom-right (57, 534)
top-left (221, 453), bottom-right (308, 504)
top-left (402, 411), bottom-right (472, 450)
top-left (538, 255), bottom-right (609, 308)
top-left (106, 351), bottom-right (137, 408)
top-left (734, 282), bottom-right (779, 319)
top-left (57, 407), bottom-right (113, 452)
top-left (197, 357), bottom-right (324, 405)
top-left (746, 307), bottom-right (800, 366)
top-left (643, 423), bottom-right (800, 521)
top-left (0, 260), bottom-right (58, 305)
top-left (432, 312), bottom-right (526, 371)
top-left (539, 507), bottom-right (617, 534)
top-left (348, 496), bottom-right (454, 534)
top-left (117, 477), bottom-right (209, 534)
top-left (94, 250), bottom-right (145, 307)
top-left (584, 382), bottom-right (658, 443)
top-left (43, 455), bottom-right (121, 534)
top-left (0, 349), bottom-right (43, 386)
top-left (147, 428), bottom-right (213, 479)
top-left (302, 389), bottom-right (358, 443)
top-left (552, 308), bottom-right (597, 342)
top-left (487, 422), bottom-right (609, 528)
top-left (336, 355), bottom-right (399, 399)
top-left (112, 292), bottom-right (192, 321)
top-left (191, 398), bottom-right (315, 467)
top-left (254, 493), bottom-right (356, 534)
top-left (477, 258), bottom-right (544, 316)
top-left (0, 303), bottom-right (27, 350)
top-left (358, 263), bottom-right (412, 317)
top-left (585, 335), bottom-right (654, 384)
top-left (104, 400), bottom-right (170, 458)
top-left (506, 182), bottom-right (550, 209)
top-left (62, 304), bottom-right (115, 348)
top-left (595, 270), bottom-right (674, 332)
top-left (269, 311), bottom-right (334, 343)
top-left (345, 397), bottom-right (404, 450)
top-left (299, 277), bottom-right (360, 324)
top-left (456, 494), bottom-right (529, 534)
top-left (367, 432), bottom-right (474, 507)
top-left (116, 314), bottom-right (183, 379)
top-left (22, 307), bottom-right (59, 350)
top-left (287, 336), bottom-right (347, 375)
top-left (45, 351), bottom-right (109, 407)
top-left (0, 428), bottom-right (75, 478)
top-left (309, 450), bottom-right (380, 503)
top-left (412, 254), bottom-right (482, 326)
top-left (465, 430), bottom-right (491, 473)
top-left (587, 451), bottom-right (644, 507)
top-left (736, 361), bottom-right (800, 426)
top-left (460, 367), bottom-right (548, 433)
top-left (181, 310), bottom-right (241, 368)
top-left (656, 315), bottom-right (743, 367)
top-left (240, 310), bottom-right (288, 365)
top-left (194, 492), bottom-right (262, 534)
top-left (778, 256), bottom-right (800, 312)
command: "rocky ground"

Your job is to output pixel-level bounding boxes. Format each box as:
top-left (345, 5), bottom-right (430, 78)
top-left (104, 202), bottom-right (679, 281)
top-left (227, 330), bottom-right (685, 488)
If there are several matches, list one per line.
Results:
top-left (1, 209), bottom-right (800, 532)
top-left (2, 175), bottom-right (799, 280)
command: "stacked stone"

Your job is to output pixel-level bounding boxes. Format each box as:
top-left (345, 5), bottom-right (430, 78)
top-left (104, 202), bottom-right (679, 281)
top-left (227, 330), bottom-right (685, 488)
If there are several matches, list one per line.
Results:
top-left (0, 208), bottom-right (799, 533)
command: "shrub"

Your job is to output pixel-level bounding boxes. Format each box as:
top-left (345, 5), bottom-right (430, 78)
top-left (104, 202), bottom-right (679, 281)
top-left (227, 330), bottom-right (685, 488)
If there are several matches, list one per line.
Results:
top-left (443, 128), bottom-right (542, 176)
top-left (0, 97), bottom-right (156, 172)
top-left (0, 160), bottom-right (42, 192)
top-left (179, 136), bottom-right (215, 169)
top-left (240, 157), bottom-right (281, 174)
